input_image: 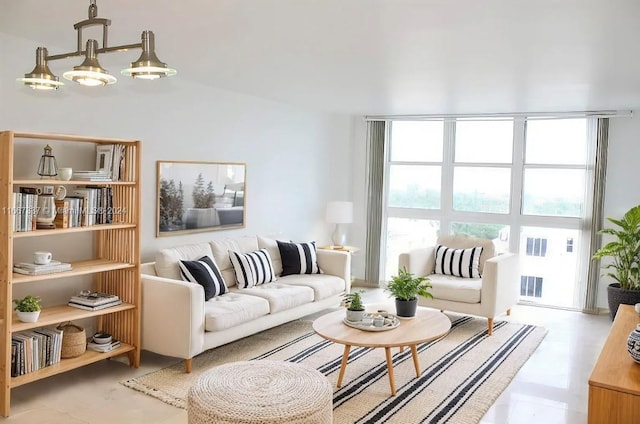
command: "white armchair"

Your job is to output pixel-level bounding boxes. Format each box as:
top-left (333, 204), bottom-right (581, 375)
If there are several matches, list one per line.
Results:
top-left (398, 235), bottom-right (520, 335)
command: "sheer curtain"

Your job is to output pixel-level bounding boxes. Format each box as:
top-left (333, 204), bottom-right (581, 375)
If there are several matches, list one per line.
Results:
top-left (364, 121), bottom-right (386, 287)
top-left (584, 118), bottom-right (609, 313)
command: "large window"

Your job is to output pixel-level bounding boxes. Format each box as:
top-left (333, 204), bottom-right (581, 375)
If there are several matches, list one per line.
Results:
top-left (384, 118), bottom-right (595, 309)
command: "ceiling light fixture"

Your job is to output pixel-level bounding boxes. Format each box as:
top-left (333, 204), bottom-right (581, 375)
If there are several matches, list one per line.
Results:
top-left (16, 0), bottom-right (176, 90)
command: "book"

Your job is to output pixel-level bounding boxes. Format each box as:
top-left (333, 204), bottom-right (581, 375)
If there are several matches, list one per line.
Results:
top-left (14, 260), bottom-right (67, 270)
top-left (13, 265), bottom-right (72, 275)
top-left (87, 339), bottom-right (121, 353)
top-left (69, 292), bottom-right (120, 306)
top-left (67, 299), bottom-right (123, 311)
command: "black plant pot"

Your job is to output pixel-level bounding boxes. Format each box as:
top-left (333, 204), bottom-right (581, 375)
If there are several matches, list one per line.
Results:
top-left (395, 298), bottom-right (418, 318)
top-left (607, 283), bottom-right (640, 320)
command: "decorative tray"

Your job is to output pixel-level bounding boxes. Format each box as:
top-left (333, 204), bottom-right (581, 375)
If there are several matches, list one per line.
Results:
top-left (343, 313), bottom-right (400, 332)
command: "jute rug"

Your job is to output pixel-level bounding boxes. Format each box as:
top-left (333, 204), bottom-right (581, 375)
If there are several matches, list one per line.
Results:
top-left (123, 314), bottom-right (546, 424)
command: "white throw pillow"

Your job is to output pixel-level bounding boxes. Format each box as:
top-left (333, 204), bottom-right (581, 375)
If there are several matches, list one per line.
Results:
top-left (228, 249), bottom-right (277, 288)
top-left (434, 244), bottom-right (483, 278)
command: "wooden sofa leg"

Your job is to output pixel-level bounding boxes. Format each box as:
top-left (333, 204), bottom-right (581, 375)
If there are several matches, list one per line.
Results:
top-left (185, 358), bottom-right (192, 373)
top-left (487, 318), bottom-right (494, 336)
top-left (506, 308), bottom-right (511, 316)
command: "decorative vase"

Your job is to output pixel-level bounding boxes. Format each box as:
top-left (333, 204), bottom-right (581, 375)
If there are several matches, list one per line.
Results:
top-left (628, 324), bottom-right (640, 364)
top-left (395, 298), bottom-right (418, 318)
top-left (16, 311), bottom-right (40, 323)
top-left (346, 309), bottom-right (365, 322)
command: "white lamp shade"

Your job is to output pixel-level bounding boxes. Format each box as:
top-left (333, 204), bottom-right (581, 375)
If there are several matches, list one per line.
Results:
top-left (326, 201), bottom-right (353, 224)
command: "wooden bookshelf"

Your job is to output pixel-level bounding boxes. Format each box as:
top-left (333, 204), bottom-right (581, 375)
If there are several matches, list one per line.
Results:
top-left (0, 131), bottom-right (141, 416)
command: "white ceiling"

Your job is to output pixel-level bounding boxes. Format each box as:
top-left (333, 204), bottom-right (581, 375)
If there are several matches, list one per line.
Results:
top-left (3, 0), bottom-right (640, 115)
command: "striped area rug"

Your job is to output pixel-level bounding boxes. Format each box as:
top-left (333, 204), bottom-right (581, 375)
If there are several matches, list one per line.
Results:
top-left (123, 314), bottom-right (546, 424)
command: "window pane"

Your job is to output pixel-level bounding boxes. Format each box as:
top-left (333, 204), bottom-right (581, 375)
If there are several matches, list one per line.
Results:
top-left (388, 165), bottom-right (441, 209)
top-left (385, 218), bottom-right (440, 280)
top-left (525, 119), bottom-right (587, 165)
top-left (391, 121), bottom-right (443, 162)
top-left (453, 167), bottom-right (510, 213)
top-left (522, 169), bottom-right (585, 217)
top-left (455, 120), bottom-right (513, 163)
top-left (519, 227), bottom-right (581, 307)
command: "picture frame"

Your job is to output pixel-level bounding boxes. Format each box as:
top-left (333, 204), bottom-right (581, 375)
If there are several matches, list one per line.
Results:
top-left (156, 160), bottom-right (246, 237)
top-left (95, 145), bottom-right (114, 177)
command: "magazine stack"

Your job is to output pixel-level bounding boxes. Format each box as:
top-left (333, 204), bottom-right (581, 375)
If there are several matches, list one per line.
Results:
top-left (68, 292), bottom-right (122, 311)
top-left (13, 261), bottom-right (72, 276)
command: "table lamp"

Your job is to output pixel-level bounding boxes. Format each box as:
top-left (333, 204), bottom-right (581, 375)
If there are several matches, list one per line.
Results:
top-left (325, 201), bottom-right (353, 249)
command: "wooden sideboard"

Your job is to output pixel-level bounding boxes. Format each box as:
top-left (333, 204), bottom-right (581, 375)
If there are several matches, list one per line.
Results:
top-left (588, 304), bottom-right (640, 423)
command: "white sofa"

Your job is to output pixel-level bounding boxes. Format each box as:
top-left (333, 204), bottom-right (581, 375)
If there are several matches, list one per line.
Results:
top-left (141, 235), bottom-right (351, 372)
top-left (399, 235), bottom-right (520, 335)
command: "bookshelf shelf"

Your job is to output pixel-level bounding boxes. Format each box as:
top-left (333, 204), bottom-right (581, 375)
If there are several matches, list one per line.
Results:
top-left (0, 130), bottom-right (141, 416)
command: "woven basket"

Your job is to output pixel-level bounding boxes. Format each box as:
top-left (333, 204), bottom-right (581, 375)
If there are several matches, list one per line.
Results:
top-left (57, 323), bottom-right (86, 358)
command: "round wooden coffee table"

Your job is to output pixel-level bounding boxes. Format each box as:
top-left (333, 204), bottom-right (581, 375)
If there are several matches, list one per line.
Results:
top-left (312, 306), bottom-right (451, 395)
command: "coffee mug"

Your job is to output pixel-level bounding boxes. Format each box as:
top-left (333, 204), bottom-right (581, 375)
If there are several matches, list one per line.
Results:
top-left (58, 167), bottom-right (73, 181)
top-left (33, 251), bottom-right (52, 265)
top-left (373, 316), bottom-right (385, 327)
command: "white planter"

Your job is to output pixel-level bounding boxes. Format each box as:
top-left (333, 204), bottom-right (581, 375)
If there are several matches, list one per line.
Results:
top-left (346, 309), bottom-right (365, 322)
top-left (184, 208), bottom-right (218, 229)
top-left (17, 311), bottom-right (40, 323)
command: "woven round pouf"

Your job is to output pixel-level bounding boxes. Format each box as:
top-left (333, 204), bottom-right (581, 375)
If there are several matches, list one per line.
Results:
top-left (187, 360), bottom-right (332, 424)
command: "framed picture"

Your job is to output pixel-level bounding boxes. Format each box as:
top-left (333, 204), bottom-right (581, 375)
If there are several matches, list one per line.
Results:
top-left (95, 145), bottom-right (114, 177)
top-left (156, 161), bottom-right (246, 237)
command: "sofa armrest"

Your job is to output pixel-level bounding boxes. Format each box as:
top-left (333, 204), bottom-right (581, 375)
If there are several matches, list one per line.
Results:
top-left (398, 247), bottom-right (436, 277)
top-left (479, 253), bottom-right (520, 314)
top-left (316, 249), bottom-right (352, 292)
top-left (141, 267), bottom-right (205, 359)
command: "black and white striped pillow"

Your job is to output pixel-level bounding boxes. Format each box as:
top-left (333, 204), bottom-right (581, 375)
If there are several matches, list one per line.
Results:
top-left (434, 244), bottom-right (483, 278)
top-left (229, 249), bottom-right (277, 288)
top-left (277, 240), bottom-right (322, 277)
top-left (178, 256), bottom-right (228, 300)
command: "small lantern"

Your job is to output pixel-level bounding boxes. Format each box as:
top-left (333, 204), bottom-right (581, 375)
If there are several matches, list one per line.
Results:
top-left (37, 145), bottom-right (58, 178)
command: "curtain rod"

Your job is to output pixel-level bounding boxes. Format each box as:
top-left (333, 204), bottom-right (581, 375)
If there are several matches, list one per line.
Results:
top-left (363, 110), bottom-right (633, 121)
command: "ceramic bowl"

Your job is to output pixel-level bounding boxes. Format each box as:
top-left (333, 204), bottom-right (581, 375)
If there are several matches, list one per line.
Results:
top-left (92, 332), bottom-right (112, 344)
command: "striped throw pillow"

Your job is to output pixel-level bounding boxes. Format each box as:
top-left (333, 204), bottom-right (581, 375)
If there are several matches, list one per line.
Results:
top-left (277, 240), bottom-right (322, 277)
top-left (178, 256), bottom-right (228, 300)
top-left (434, 245), bottom-right (483, 278)
top-left (229, 249), bottom-right (277, 288)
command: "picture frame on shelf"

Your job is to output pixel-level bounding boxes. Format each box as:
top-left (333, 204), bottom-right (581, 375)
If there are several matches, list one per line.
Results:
top-left (95, 145), bottom-right (114, 177)
top-left (156, 160), bottom-right (246, 237)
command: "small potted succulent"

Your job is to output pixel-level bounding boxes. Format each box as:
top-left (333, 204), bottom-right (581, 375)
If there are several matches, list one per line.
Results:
top-left (14, 295), bottom-right (42, 323)
top-left (385, 267), bottom-right (433, 318)
top-left (342, 290), bottom-right (365, 322)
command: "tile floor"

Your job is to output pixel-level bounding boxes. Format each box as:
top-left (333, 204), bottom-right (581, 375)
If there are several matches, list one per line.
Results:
top-left (3, 288), bottom-right (612, 423)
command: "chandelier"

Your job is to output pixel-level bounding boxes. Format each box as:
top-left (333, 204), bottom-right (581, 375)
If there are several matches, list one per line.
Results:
top-left (17, 0), bottom-right (177, 90)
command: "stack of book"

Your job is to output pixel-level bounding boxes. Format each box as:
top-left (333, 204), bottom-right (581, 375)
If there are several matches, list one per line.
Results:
top-left (68, 292), bottom-right (122, 311)
top-left (13, 261), bottom-right (72, 275)
top-left (71, 170), bottom-right (112, 182)
top-left (86, 339), bottom-right (121, 353)
top-left (12, 328), bottom-right (63, 377)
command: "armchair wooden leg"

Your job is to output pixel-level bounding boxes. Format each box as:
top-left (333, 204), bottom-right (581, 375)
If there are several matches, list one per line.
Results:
top-left (487, 318), bottom-right (494, 336)
top-left (185, 358), bottom-right (192, 373)
top-left (506, 309), bottom-right (511, 316)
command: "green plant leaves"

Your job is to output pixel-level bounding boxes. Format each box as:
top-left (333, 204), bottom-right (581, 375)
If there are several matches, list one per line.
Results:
top-left (385, 267), bottom-right (433, 301)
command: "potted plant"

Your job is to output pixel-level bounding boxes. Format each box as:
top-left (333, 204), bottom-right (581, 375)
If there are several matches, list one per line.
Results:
top-left (342, 290), bottom-right (365, 322)
top-left (13, 295), bottom-right (42, 323)
top-left (593, 204), bottom-right (640, 320)
top-left (385, 267), bottom-right (433, 318)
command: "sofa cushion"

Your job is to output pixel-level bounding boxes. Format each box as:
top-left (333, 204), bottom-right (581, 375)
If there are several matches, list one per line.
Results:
top-left (210, 236), bottom-right (259, 287)
top-left (229, 249), bottom-right (277, 288)
top-left (178, 256), bottom-right (227, 301)
top-left (429, 274), bottom-right (482, 303)
top-left (277, 240), bottom-right (322, 276)
top-left (434, 244), bottom-right (483, 278)
top-left (278, 274), bottom-right (345, 301)
top-left (155, 242), bottom-right (214, 280)
top-left (257, 236), bottom-right (283, 276)
top-left (238, 283), bottom-right (314, 313)
top-left (204, 292), bottom-right (270, 332)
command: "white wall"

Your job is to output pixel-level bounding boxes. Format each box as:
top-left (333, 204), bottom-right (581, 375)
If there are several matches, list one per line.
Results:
top-left (1, 33), bottom-right (354, 264)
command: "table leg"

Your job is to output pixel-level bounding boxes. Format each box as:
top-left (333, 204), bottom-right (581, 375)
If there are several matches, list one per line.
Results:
top-left (410, 344), bottom-right (421, 377)
top-left (385, 347), bottom-right (396, 395)
top-left (337, 345), bottom-right (351, 388)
